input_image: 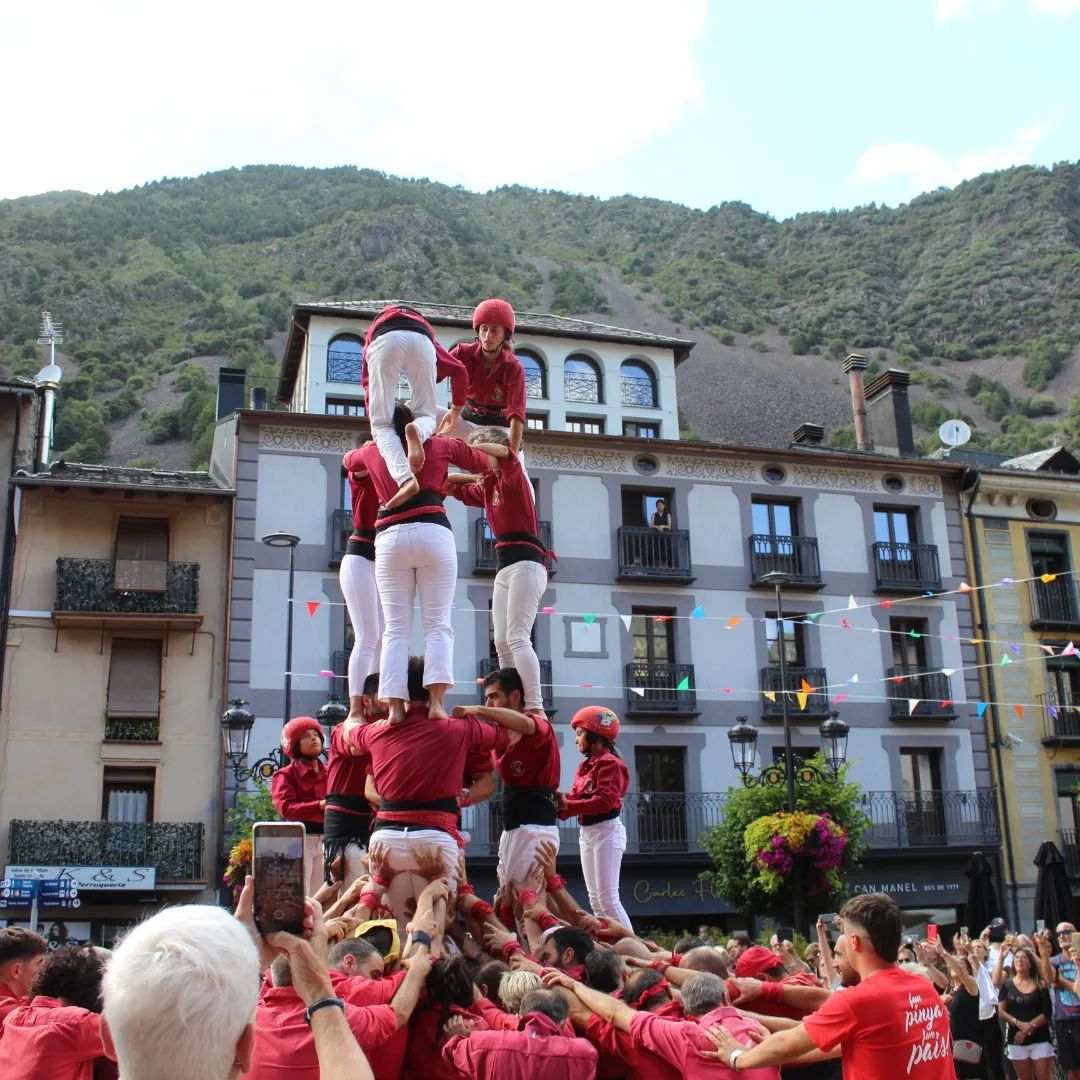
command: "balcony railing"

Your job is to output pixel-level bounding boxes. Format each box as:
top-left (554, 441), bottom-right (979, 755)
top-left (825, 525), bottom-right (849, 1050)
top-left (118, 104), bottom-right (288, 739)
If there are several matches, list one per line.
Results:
top-left (885, 668), bottom-right (956, 720)
top-left (1039, 688), bottom-right (1080, 743)
top-left (871, 542), bottom-right (942, 593)
top-left (329, 509), bottom-right (352, 567)
top-left (327, 348), bottom-right (362, 383)
top-left (620, 375), bottom-right (657, 408)
top-left (55, 558), bottom-right (199, 614)
top-left (616, 527), bottom-right (692, 582)
top-left (564, 372), bottom-right (601, 404)
top-left (473, 517), bottom-right (553, 575)
top-left (477, 658), bottom-right (554, 713)
top-left (858, 790), bottom-right (999, 849)
top-left (1029, 578), bottom-right (1080, 629)
top-left (1062, 830), bottom-right (1080, 878)
top-left (749, 534), bottom-right (822, 587)
top-left (332, 649), bottom-right (350, 684)
top-left (8, 820), bottom-right (204, 882)
top-left (625, 661), bottom-right (697, 714)
top-left (760, 666), bottom-right (830, 718)
top-left (525, 370), bottom-right (545, 400)
top-left (104, 717), bottom-right (160, 742)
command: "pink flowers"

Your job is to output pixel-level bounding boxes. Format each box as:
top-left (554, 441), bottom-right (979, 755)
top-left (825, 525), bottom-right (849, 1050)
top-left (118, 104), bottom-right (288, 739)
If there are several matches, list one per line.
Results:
top-left (744, 811), bottom-right (849, 896)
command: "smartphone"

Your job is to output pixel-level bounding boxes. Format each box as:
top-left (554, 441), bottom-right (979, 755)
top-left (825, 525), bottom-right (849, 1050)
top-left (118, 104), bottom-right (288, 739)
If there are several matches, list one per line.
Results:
top-left (252, 821), bottom-right (306, 936)
top-left (778, 925), bottom-right (795, 944)
top-left (1037, 919), bottom-right (1046, 933)
top-left (927, 924), bottom-right (939, 943)
top-left (961, 926), bottom-right (969, 938)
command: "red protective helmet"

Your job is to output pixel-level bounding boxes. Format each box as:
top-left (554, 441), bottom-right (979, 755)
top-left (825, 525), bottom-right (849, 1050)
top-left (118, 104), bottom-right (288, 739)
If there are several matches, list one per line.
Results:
top-left (570, 706), bottom-right (621, 742)
top-left (472, 298), bottom-right (515, 337)
top-left (281, 716), bottom-right (322, 757)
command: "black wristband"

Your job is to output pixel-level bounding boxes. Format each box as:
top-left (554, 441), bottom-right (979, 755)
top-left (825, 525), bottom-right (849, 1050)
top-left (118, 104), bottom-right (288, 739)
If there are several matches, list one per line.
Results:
top-left (411, 930), bottom-right (433, 949)
top-left (305, 996), bottom-right (345, 1025)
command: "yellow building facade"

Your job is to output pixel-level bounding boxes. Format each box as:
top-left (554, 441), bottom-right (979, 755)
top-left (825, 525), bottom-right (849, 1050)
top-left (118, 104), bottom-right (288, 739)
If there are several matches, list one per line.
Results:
top-left (0, 463), bottom-right (233, 945)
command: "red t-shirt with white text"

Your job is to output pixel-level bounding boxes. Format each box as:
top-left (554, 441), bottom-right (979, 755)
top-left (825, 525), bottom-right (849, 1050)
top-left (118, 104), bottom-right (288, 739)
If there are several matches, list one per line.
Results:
top-left (802, 966), bottom-right (952, 1079)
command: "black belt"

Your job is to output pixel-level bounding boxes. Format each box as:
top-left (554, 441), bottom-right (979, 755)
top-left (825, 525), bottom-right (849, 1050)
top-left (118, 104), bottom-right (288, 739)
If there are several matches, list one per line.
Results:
top-left (375, 492), bottom-right (450, 535)
top-left (326, 792), bottom-right (372, 813)
top-left (376, 491), bottom-right (445, 519)
top-left (324, 803), bottom-right (373, 844)
top-left (346, 536), bottom-right (375, 560)
top-left (463, 407), bottom-right (508, 426)
top-left (503, 786), bottom-right (558, 829)
top-left (370, 315), bottom-right (433, 342)
top-left (495, 531), bottom-right (551, 572)
top-left (581, 809), bottom-right (620, 827)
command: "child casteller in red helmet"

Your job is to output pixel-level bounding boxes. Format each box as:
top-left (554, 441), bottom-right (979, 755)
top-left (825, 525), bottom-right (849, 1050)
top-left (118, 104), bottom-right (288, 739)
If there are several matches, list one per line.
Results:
top-left (557, 706), bottom-right (634, 931)
top-left (270, 716), bottom-right (327, 896)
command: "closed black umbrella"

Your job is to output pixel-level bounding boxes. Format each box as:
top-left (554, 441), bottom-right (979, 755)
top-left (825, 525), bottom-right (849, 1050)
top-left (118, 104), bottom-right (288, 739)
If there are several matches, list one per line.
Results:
top-left (964, 851), bottom-right (1002, 933)
top-left (1034, 840), bottom-right (1074, 933)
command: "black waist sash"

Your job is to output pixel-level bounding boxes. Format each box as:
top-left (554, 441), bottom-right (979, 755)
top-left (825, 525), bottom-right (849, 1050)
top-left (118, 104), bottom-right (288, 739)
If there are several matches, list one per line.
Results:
top-left (370, 316), bottom-right (433, 342)
top-left (581, 808), bottom-right (620, 827)
top-left (495, 530), bottom-right (550, 571)
top-left (463, 406), bottom-right (508, 426)
top-left (346, 535), bottom-right (376, 560)
top-left (503, 786), bottom-right (558, 829)
top-left (375, 491), bottom-right (449, 534)
top-left (324, 794), bottom-right (373, 842)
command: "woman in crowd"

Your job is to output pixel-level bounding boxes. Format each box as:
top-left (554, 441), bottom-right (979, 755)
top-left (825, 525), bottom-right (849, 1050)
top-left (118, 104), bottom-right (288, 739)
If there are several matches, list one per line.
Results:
top-left (998, 946), bottom-right (1055, 1080)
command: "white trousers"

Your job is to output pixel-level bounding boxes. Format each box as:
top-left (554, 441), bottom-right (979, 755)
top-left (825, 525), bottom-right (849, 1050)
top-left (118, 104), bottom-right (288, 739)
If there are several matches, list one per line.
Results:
top-left (339, 553), bottom-right (382, 698)
top-left (579, 818), bottom-right (633, 931)
top-left (368, 330), bottom-right (438, 486)
top-left (492, 560), bottom-right (548, 712)
top-left (368, 827), bottom-right (460, 931)
top-left (375, 522), bottom-right (457, 701)
top-left (497, 824), bottom-right (560, 888)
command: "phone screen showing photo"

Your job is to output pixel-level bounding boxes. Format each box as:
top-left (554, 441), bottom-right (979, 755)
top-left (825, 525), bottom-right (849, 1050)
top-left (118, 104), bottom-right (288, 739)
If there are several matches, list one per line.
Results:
top-left (252, 824), bottom-right (305, 935)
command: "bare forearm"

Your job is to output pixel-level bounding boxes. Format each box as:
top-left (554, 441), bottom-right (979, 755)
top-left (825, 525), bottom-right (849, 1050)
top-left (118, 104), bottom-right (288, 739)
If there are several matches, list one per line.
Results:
top-left (312, 1008), bottom-right (374, 1080)
top-left (391, 950), bottom-right (429, 1027)
top-left (727, 1025), bottom-right (817, 1069)
top-left (509, 419), bottom-right (524, 454)
top-left (468, 706), bottom-right (537, 735)
top-left (572, 981), bottom-right (634, 1031)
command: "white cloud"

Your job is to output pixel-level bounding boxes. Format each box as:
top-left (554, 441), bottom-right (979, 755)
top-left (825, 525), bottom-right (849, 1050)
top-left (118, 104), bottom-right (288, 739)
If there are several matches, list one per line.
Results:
top-left (934, 0), bottom-right (980, 23)
top-left (1029, 0), bottom-right (1080, 13)
top-left (935, 0), bottom-right (1080, 19)
top-left (854, 122), bottom-right (1050, 194)
top-left (0, 0), bottom-right (707, 199)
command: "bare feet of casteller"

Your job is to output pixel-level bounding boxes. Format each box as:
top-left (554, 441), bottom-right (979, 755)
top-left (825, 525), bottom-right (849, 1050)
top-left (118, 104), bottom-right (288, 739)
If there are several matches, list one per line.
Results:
top-left (405, 423), bottom-right (426, 474)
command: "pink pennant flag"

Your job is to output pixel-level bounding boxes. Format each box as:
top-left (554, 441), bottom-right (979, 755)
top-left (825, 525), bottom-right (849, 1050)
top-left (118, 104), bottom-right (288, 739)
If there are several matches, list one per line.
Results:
top-left (723, 686), bottom-right (733, 695)
top-left (319, 669), bottom-right (334, 679)
top-left (833, 693), bottom-right (849, 704)
top-left (1064, 642), bottom-right (1079, 658)
top-left (542, 606), bottom-right (556, 615)
top-left (840, 618), bottom-right (851, 629)
top-left (306, 601), bottom-right (320, 617)
top-left (939, 699), bottom-right (953, 709)
top-left (1040, 645), bottom-right (1057, 656)
top-left (881, 599), bottom-right (894, 608)
top-left (958, 581), bottom-right (973, 593)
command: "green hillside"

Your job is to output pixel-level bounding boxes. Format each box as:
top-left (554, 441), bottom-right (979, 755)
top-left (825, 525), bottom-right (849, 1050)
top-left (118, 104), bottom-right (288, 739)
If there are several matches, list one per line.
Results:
top-left (1, 162), bottom-right (1079, 466)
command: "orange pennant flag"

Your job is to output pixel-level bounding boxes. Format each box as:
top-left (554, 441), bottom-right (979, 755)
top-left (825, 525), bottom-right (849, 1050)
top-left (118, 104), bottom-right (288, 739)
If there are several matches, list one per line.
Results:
top-left (1013, 703), bottom-right (1025, 719)
top-left (306, 601), bottom-right (320, 617)
top-left (796, 688), bottom-right (809, 711)
top-left (958, 581), bottom-right (973, 593)
top-left (726, 617), bottom-right (741, 629)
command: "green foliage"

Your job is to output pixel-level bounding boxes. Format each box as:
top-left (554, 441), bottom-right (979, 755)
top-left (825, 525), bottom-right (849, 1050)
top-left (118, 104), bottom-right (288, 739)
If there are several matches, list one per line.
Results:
top-left (749, 338), bottom-right (769, 353)
top-left (52, 399), bottom-right (109, 463)
top-left (225, 781), bottom-right (280, 850)
top-left (1022, 336), bottom-right (1071, 391)
top-left (549, 265), bottom-right (609, 314)
top-left (700, 755), bottom-right (869, 919)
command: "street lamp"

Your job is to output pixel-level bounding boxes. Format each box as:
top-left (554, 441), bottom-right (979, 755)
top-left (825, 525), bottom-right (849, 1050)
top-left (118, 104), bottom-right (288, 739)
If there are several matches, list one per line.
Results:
top-left (221, 698), bottom-right (255, 768)
top-left (317, 699), bottom-right (348, 730)
top-left (761, 569), bottom-right (797, 812)
top-left (262, 532), bottom-right (301, 725)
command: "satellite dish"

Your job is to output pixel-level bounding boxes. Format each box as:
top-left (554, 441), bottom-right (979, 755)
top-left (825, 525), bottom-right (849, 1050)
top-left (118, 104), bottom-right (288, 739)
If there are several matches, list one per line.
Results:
top-left (938, 419), bottom-right (972, 449)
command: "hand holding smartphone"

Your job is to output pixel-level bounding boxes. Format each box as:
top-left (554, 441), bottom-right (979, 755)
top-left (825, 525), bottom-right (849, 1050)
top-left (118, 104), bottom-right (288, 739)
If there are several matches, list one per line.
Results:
top-left (927, 923), bottom-right (939, 943)
top-left (252, 821), bottom-right (307, 936)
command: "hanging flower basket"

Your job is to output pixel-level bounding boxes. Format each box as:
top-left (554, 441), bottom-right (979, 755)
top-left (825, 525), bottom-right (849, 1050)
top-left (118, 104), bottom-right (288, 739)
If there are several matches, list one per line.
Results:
top-left (744, 811), bottom-right (848, 897)
top-left (223, 837), bottom-right (252, 899)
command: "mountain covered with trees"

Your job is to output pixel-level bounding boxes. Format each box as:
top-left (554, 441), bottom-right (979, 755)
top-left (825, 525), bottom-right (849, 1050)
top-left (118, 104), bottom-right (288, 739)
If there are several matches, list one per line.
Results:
top-left (1, 161), bottom-right (1079, 467)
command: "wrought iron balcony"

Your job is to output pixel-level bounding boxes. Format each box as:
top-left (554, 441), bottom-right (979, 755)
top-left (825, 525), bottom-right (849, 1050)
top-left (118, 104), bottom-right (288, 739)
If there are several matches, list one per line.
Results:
top-left (616, 526), bottom-right (692, 582)
top-left (760, 666), bottom-right (830, 718)
top-left (871, 542), bottom-right (942, 593)
top-left (564, 372), bottom-right (601, 404)
top-left (1029, 578), bottom-right (1080, 630)
top-left (460, 792), bottom-right (726, 857)
top-left (525, 369), bottom-right (545, 400)
top-left (55, 558), bottom-right (199, 615)
top-left (329, 509), bottom-right (352, 567)
top-left (326, 348), bottom-right (362, 383)
top-left (1062, 830), bottom-right (1080, 878)
top-left (625, 661), bottom-right (697, 714)
top-left (477, 657), bottom-right (554, 713)
top-left (473, 517), bottom-right (553, 575)
top-left (104, 717), bottom-right (160, 742)
top-left (858, 790), bottom-right (999, 849)
top-left (620, 374), bottom-right (657, 408)
top-left (332, 650), bottom-right (350, 684)
top-left (749, 534), bottom-right (823, 588)
top-left (1039, 688), bottom-right (1080, 745)
top-left (9, 820), bottom-right (205, 882)
top-left (885, 668), bottom-right (956, 721)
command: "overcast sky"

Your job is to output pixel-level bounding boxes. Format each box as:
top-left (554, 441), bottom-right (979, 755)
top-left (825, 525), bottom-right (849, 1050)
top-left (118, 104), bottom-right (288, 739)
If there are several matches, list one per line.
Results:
top-left (1, 0), bottom-right (1077, 218)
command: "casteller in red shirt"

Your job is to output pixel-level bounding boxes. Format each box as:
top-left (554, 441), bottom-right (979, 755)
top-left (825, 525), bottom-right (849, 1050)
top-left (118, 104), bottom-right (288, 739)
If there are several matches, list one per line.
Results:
top-left (449, 339), bottom-right (527, 426)
top-left (334, 968), bottom-right (410, 1080)
top-left (271, 757), bottom-right (327, 834)
top-left (559, 749), bottom-right (629, 822)
top-left (802, 966), bottom-right (952, 1080)
top-left (342, 448), bottom-right (380, 557)
top-left (496, 711), bottom-right (560, 791)
top-left (0, 995), bottom-right (106, 1080)
top-left (443, 1011), bottom-right (598, 1080)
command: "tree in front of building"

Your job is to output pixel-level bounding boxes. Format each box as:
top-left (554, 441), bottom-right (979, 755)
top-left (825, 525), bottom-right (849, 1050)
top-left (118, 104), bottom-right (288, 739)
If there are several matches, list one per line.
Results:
top-left (701, 754), bottom-right (869, 921)
top-left (222, 782), bottom-right (280, 898)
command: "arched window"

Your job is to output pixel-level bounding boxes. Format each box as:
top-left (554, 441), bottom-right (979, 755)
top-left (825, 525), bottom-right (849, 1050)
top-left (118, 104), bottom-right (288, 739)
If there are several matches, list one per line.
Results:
top-left (621, 360), bottom-right (658, 408)
top-left (327, 335), bottom-right (363, 383)
top-left (564, 354), bottom-right (603, 404)
top-left (517, 349), bottom-right (547, 400)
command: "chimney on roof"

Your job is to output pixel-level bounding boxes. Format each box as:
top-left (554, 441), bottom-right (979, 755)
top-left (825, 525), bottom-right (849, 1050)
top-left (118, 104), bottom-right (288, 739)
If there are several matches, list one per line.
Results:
top-left (791, 423), bottom-right (825, 448)
top-left (843, 354), bottom-right (872, 451)
top-left (250, 387), bottom-right (268, 411)
top-left (216, 367), bottom-right (245, 420)
top-left (864, 369), bottom-right (915, 457)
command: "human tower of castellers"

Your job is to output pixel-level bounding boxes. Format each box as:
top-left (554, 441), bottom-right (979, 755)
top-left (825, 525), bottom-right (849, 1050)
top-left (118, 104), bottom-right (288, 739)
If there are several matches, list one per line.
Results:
top-left (2, 300), bottom-right (1047, 1080)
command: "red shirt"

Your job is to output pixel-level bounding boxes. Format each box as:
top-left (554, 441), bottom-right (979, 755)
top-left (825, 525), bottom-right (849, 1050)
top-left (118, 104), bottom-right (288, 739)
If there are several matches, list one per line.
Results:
top-left (803, 966), bottom-right (953, 1080)
top-left (586, 1013), bottom-right (676, 1080)
top-left (334, 969), bottom-right (409, 1080)
top-left (271, 758), bottom-right (327, 829)
top-left (361, 306), bottom-right (468, 407)
top-left (496, 712), bottom-right (560, 789)
top-left (352, 706), bottom-right (510, 833)
top-left (248, 985), bottom-right (397, 1079)
top-left (560, 750), bottom-right (629, 820)
top-left (342, 450), bottom-right (380, 538)
top-left (0, 981), bottom-right (26, 1033)
top-left (456, 451), bottom-right (538, 538)
top-left (0, 996), bottom-right (105, 1080)
top-left (405, 1003), bottom-right (487, 1080)
top-left (629, 1007), bottom-right (779, 1080)
top-left (443, 1012), bottom-right (598, 1080)
top-left (326, 723), bottom-right (372, 807)
top-left (734, 971), bottom-right (824, 1021)
top-left (358, 436), bottom-right (494, 530)
top-left (450, 341), bottom-right (527, 424)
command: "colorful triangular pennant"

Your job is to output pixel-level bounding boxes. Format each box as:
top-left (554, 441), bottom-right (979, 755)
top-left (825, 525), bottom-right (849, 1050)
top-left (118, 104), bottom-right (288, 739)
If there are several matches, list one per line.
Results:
top-left (908, 699), bottom-right (921, 715)
top-left (306, 601), bottom-right (320, 617)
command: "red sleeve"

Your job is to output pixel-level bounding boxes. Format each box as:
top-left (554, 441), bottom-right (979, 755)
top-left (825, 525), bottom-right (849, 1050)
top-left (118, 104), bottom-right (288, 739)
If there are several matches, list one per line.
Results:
top-left (563, 758), bottom-right (626, 818)
top-left (802, 989), bottom-right (859, 1052)
top-left (627, 1012), bottom-right (689, 1070)
top-left (336, 969), bottom-right (406, 1006)
top-left (464, 747), bottom-right (495, 784)
top-left (442, 1034), bottom-right (476, 1074)
top-left (435, 343), bottom-right (469, 407)
top-left (451, 479), bottom-right (487, 509)
top-left (270, 766), bottom-right (324, 821)
top-left (470, 996), bottom-right (519, 1031)
top-left (464, 716), bottom-right (511, 756)
top-left (503, 358), bottom-right (526, 423)
top-left (343, 448), bottom-right (366, 473)
top-left (347, 1003), bottom-right (398, 1050)
top-left (59, 1012), bottom-right (106, 1060)
top-left (447, 438), bottom-right (498, 476)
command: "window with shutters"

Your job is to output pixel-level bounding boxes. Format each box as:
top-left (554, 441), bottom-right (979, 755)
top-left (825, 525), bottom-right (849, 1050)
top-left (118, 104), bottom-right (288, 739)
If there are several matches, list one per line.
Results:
top-left (114, 517), bottom-right (169, 593)
top-left (102, 766), bottom-right (155, 824)
top-left (107, 639), bottom-right (162, 719)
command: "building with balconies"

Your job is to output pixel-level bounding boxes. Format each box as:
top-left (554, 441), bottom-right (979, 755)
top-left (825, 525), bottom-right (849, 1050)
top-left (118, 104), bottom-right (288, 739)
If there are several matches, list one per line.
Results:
top-left (0, 462), bottom-right (232, 945)
top-left (209, 303), bottom-right (997, 927)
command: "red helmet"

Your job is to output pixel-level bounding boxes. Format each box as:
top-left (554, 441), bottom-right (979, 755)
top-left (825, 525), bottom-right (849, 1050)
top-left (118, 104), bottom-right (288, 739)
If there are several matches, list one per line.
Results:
top-left (472, 298), bottom-right (515, 337)
top-left (570, 706), bottom-right (621, 742)
top-left (281, 716), bottom-right (322, 757)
